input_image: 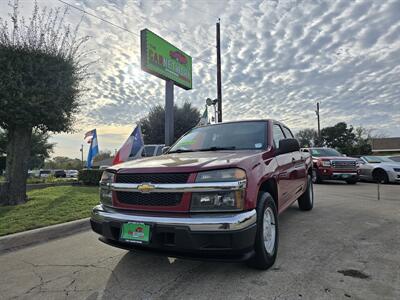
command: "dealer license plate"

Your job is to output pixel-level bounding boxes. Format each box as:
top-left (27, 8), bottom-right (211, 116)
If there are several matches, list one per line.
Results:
top-left (120, 222), bottom-right (150, 244)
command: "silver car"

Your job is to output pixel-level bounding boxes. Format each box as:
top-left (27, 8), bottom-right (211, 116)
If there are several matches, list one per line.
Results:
top-left (358, 156), bottom-right (400, 184)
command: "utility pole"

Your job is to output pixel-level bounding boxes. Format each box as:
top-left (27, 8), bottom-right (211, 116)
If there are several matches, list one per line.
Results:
top-left (316, 102), bottom-right (321, 145)
top-left (216, 19), bottom-right (222, 123)
top-left (80, 144), bottom-right (84, 169)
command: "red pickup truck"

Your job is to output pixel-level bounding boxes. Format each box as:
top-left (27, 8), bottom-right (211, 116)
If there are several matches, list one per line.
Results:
top-left (91, 120), bottom-right (313, 270)
top-left (301, 147), bottom-right (359, 184)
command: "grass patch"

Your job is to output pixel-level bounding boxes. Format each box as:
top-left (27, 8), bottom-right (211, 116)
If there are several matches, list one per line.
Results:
top-left (0, 185), bottom-right (99, 236)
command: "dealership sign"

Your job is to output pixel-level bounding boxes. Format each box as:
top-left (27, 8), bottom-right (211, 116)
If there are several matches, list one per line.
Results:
top-left (140, 29), bottom-right (192, 90)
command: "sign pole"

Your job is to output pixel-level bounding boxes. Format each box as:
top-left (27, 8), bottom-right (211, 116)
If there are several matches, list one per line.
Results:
top-left (216, 19), bottom-right (222, 123)
top-left (165, 80), bottom-right (174, 146)
top-left (316, 102), bottom-right (321, 145)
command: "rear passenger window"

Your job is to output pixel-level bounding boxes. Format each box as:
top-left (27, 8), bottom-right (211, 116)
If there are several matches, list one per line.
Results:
top-left (142, 146), bottom-right (155, 157)
top-left (156, 146), bottom-right (163, 156)
top-left (282, 127), bottom-right (294, 138)
top-left (273, 125), bottom-right (286, 148)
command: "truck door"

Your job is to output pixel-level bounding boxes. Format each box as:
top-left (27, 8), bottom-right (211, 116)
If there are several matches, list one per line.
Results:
top-left (282, 126), bottom-right (307, 198)
top-left (273, 124), bottom-right (297, 206)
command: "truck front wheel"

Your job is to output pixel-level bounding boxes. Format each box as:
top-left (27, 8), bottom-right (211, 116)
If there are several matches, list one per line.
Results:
top-left (312, 169), bottom-right (322, 184)
top-left (247, 192), bottom-right (278, 270)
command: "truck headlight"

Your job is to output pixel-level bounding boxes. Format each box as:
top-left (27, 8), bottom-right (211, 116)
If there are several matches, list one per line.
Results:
top-left (195, 168), bottom-right (246, 182)
top-left (191, 191), bottom-right (245, 212)
top-left (99, 171), bottom-right (114, 207)
top-left (191, 168), bottom-right (246, 212)
top-left (321, 160), bottom-right (331, 167)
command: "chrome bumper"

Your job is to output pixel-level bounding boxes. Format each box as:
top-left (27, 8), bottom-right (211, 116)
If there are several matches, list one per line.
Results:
top-left (91, 205), bottom-right (257, 232)
top-left (332, 172), bottom-right (358, 176)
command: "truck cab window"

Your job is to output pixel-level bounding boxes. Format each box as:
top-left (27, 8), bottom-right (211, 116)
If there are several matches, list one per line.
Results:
top-left (273, 125), bottom-right (286, 148)
top-left (282, 127), bottom-right (294, 138)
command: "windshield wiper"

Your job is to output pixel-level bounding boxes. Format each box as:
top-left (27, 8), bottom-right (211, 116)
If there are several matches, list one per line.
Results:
top-left (198, 146), bottom-right (236, 152)
top-left (168, 149), bottom-right (195, 153)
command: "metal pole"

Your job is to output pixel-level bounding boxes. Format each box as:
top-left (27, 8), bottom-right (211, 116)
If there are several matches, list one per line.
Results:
top-left (216, 19), bottom-right (222, 123)
top-left (377, 181), bottom-right (380, 200)
top-left (80, 144), bottom-right (84, 169)
top-left (316, 102), bottom-right (321, 145)
top-left (165, 80), bottom-right (174, 146)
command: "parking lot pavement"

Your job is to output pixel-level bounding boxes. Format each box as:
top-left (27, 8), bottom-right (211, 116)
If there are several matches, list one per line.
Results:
top-left (1, 182), bottom-right (399, 300)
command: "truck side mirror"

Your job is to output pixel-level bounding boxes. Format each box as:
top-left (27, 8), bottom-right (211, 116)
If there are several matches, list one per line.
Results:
top-left (277, 138), bottom-right (300, 155)
top-left (162, 146), bottom-right (170, 154)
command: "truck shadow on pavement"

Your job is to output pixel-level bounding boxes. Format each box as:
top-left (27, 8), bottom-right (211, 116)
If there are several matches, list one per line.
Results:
top-left (98, 207), bottom-right (303, 299)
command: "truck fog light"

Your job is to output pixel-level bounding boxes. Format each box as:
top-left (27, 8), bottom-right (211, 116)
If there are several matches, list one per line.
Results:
top-left (191, 191), bottom-right (244, 212)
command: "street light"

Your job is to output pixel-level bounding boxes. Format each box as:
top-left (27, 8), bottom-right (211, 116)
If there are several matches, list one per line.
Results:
top-left (206, 98), bottom-right (218, 123)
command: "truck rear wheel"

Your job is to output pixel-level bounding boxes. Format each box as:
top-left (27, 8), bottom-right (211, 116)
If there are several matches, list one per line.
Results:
top-left (247, 192), bottom-right (278, 270)
top-left (298, 174), bottom-right (314, 211)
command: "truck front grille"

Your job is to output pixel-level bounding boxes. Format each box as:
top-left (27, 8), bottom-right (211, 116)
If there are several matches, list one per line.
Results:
top-left (331, 160), bottom-right (357, 170)
top-left (115, 173), bottom-right (190, 184)
top-left (116, 192), bottom-right (183, 206)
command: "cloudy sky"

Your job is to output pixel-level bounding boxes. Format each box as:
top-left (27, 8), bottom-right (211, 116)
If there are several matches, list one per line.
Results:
top-left (1, 0), bottom-right (399, 158)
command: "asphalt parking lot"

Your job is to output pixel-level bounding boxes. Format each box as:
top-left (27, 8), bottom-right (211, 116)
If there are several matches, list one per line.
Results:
top-left (1, 182), bottom-right (399, 300)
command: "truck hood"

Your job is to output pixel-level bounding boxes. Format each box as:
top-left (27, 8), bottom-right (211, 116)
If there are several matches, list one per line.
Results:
top-left (110, 150), bottom-right (263, 173)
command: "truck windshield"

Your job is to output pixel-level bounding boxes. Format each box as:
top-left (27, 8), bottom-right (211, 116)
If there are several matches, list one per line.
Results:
top-left (310, 148), bottom-right (342, 157)
top-left (169, 121), bottom-right (266, 153)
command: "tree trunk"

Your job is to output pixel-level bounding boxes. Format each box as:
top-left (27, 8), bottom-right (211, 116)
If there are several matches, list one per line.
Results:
top-left (0, 126), bottom-right (32, 205)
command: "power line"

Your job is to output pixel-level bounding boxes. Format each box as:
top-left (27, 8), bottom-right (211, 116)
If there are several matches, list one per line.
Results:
top-left (57, 0), bottom-right (139, 37)
top-left (57, 0), bottom-right (215, 65)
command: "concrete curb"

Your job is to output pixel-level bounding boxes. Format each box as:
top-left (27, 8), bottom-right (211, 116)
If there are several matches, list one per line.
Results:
top-left (0, 218), bottom-right (91, 254)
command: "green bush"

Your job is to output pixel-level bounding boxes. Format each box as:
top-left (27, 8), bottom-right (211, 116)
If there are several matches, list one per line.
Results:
top-left (78, 169), bottom-right (103, 186)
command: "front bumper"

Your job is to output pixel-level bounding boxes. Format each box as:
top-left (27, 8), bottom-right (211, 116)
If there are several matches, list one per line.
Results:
top-left (388, 171), bottom-right (400, 183)
top-left (91, 205), bottom-right (257, 261)
top-left (317, 169), bottom-right (359, 181)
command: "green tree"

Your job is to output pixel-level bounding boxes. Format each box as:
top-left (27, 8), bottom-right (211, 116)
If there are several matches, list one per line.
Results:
top-left (321, 122), bottom-right (356, 154)
top-left (139, 102), bottom-right (201, 144)
top-left (0, 1), bottom-right (89, 205)
top-left (295, 129), bottom-right (318, 148)
top-left (0, 129), bottom-right (55, 169)
top-left (44, 156), bottom-right (83, 170)
top-left (93, 150), bottom-right (112, 163)
top-left (351, 126), bottom-right (372, 156)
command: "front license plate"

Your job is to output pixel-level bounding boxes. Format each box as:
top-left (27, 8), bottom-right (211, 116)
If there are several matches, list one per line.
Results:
top-left (342, 174), bottom-right (350, 178)
top-left (120, 222), bottom-right (150, 244)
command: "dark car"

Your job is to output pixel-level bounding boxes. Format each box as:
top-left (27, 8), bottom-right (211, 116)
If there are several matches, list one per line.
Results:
top-left (91, 120), bottom-right (314, 270)
top-left (53, 169), bottom-right (66, 178)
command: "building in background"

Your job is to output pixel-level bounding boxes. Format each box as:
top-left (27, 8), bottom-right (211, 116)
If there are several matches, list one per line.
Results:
top-left (371, 137), bottom-right (400, 154)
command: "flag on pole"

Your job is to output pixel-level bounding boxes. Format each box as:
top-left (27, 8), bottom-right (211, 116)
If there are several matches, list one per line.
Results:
top-left (85, 129), bottom-right (99, 168)
top-left (197, 106), bottom-right (208, 126)
top-left (112, 125), bottom-right (144, 165)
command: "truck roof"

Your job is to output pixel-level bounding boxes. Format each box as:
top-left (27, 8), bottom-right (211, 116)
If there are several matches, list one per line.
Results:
top-left (197, 119), bottom-right (283, 127)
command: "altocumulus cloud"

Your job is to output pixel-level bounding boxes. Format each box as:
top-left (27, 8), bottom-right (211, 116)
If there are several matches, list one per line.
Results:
top-left (1, 0), bottom-right (399, 157)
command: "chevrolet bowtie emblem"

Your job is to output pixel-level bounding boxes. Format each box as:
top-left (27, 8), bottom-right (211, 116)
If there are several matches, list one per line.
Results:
top-left (137, 183), bottom-right (155, 193)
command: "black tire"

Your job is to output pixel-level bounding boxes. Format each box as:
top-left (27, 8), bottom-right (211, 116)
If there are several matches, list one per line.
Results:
top-left (312, 169), bottom-right (322, 184)
top-left (373, 169), bottom-right (389, 184)
top-left (298, 174), bottom-right (314, 211)
top-left (346, 179), bottom-right (357, 184)
top-left (247, 192), bottom-right (278, 270)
